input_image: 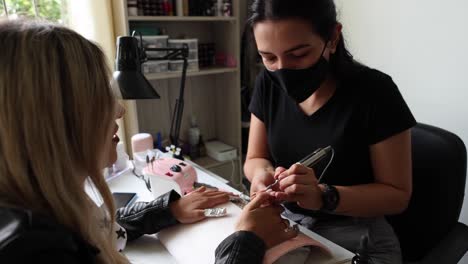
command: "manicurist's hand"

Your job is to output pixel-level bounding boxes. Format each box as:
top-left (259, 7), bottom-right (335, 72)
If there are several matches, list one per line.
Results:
top-left (270, 164), bottom-right (323, 210)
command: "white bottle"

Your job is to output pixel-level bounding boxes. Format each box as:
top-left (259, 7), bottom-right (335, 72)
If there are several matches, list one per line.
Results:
top-left (188, 116), bottom-right (200, 146)
top-left (114, 142), bottom-right (129, 172)
top-left (176, 0), bottom-right (183, 16)
top-left (216, 0), bottom-right (223, 16)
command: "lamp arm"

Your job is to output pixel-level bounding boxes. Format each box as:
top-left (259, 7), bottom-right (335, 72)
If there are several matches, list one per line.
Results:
top-left (143, 44), bottom-right (189, 149)
top-left (169, 57), bottom-right (188, 147)
top-left (145, 48), bottom-right (187, 61)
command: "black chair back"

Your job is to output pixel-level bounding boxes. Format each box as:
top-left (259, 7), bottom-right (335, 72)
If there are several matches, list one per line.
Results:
top-left (387, 123), bottom-right (467, 261)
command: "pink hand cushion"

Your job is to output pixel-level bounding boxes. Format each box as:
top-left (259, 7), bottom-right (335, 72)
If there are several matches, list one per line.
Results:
top-left (264, 233), bottom-right (331, 264)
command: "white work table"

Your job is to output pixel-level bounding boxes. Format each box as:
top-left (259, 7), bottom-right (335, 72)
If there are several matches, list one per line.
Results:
top-left (107, 158), bottom-right (353, 264)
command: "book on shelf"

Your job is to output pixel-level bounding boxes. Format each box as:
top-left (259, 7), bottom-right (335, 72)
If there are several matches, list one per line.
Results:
top-left (133, 0), bottom-right (175, 16)
top-left (131, 0), bottom-right (234, 18)
top-left (183, 0), bottom-right (189, 16)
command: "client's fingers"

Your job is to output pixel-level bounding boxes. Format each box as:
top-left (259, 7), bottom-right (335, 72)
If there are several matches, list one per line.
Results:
top-left (204, 194), bottom-right (230, 208)
top-left (191, 186), bottom-right (206, 193)
top-left (245, 192), bottom-right (270, 211)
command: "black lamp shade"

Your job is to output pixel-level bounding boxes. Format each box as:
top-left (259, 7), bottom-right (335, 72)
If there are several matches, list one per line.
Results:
top-left (114, 36), bottom-right (160, 99)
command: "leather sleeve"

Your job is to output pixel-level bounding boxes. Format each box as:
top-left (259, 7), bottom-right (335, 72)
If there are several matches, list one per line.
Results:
top-left (0, 208), bottom-right (99, 263)
top-left (116, 190), bottom-right (181, 241)
top-left (0, 225), bottom-right (98, 264)
top-left (215, 231), bottom-right (266, 264)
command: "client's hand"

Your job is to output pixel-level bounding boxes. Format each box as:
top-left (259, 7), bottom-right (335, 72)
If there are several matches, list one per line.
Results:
top-left (236, 192), bottom-right (298, 248)
top-left (169, 186), bottom-right (229, 224)
top-left (250, 167), bottom-right (286, 198)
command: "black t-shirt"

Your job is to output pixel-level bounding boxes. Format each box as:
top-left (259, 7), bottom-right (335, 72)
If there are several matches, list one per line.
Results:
top-left (249, 66), bottom-right (416, 188)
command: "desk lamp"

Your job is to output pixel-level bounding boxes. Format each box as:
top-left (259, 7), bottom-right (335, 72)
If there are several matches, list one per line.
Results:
top-left (113, 31), bottom-right (189, 154)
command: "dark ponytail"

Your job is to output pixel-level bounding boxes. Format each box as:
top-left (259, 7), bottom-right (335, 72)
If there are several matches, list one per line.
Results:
top-left (248, 0), bottom-right (361, 80)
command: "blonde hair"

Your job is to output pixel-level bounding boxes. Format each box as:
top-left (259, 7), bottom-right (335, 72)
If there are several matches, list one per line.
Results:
top-left (0, 20), bottom-right (128, 263)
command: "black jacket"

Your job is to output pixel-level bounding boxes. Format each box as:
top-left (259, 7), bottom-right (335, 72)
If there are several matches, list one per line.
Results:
top-left (0, 191), bottom-right (265, 263)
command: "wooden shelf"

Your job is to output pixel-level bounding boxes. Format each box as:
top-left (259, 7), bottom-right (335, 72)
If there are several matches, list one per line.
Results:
top-left (192, 156), bottom-right (238, 170)
top-left (129, 16), bottom-right (237, 22)
top-left (116, 0), bottom-right (243, 183)
top-left (145, 66), bottom-right (238, 80)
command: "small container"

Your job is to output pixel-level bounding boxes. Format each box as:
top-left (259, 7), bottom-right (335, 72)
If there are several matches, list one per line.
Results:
top-left (169, 59), bottom-right (199, 72)
top-left (127, 0), bottom-right (138, 16)
top-left (141, 35), bottom-right (169, 58)
top-left (142, 35), bottom-right (169, 47)
top-left (142, 60), bottom-right (169, 74)
top-left (131, 133), bottom-right (154, 154)
top-left (188, 49), bottom-right (198, 60)
top-left (168, 38), bottom-right (198, 50)
top-left (146, 50), bottom-right (168, 59)
top-left (188, 60), bottom-right (199, 71)
top-left (128, 7), bottom-right (138, 16)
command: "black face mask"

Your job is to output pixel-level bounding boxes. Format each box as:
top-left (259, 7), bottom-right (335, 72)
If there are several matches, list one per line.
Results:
top-left (265, 43), bottom-right (330, 103)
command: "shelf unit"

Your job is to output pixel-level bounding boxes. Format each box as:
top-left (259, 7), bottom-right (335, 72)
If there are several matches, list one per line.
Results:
top-left (113, 1), bottom-right (243, 188)
top-left (145, 66), bottom-right (238, 81)
top-left (128, 16), bottom-right (237, 22)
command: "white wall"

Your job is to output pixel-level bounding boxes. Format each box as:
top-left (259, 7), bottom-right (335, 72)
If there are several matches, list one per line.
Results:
top-left (334, 0), bottom-right (468, 225)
